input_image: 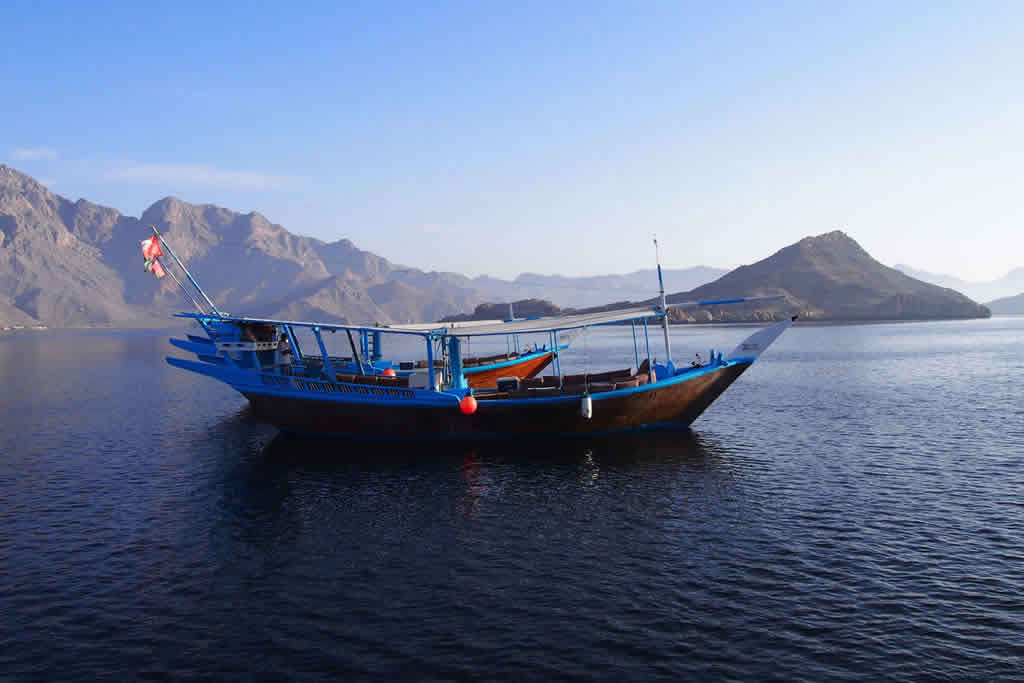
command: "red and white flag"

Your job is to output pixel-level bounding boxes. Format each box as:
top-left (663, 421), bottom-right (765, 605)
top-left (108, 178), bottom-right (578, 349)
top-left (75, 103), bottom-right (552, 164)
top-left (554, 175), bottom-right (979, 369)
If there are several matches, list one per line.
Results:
top-left (141, 236), bottom-right (163, 261)
top-left (141, 235), bottom-right (166, 278)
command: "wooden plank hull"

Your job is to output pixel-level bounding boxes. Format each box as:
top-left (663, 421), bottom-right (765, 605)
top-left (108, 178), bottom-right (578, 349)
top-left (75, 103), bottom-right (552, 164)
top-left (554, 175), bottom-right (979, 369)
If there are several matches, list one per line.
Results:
top-left (465, 351), bottom-right (553, 389)
top-left (242, 361), bottom-right (752, 439)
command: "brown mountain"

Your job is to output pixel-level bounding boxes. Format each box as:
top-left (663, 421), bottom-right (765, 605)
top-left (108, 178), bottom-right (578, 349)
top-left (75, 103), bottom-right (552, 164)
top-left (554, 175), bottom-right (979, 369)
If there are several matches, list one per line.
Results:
top-left (7, 164), bottom-right (710, 327)
top-left (0, 165), bottom-right (483, 326)
top-left (663, 231), bottom-right (989, 322)
top-left (0, 166), bottom-right (145, 326)
top-left (0, 166), bottom-right (989, 328)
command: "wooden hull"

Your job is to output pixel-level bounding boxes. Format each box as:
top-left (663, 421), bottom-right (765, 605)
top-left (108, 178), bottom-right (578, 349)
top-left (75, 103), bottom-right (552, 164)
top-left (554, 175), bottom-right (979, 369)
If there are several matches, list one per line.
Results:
top-left (464, 351), bottom-right (553, 389)
top-left (242, 361), bottom-right (752, 439)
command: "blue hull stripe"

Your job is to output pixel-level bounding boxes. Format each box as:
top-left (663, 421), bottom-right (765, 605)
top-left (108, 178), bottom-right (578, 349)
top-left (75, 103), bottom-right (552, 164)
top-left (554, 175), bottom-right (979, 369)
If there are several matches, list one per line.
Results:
top-left (166, 354), bottom-right (757, 408)
top-left (170, 338), bottom-right (218, 355)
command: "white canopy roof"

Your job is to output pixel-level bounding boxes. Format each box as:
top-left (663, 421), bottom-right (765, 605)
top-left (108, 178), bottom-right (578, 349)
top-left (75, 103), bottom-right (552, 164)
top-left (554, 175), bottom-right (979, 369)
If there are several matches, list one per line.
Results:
top-left (384, 305), bottom-right (663, 337)
top-left (176, 304), bottom-right (663, 338)
top-left (177, 295), bottom-right (782, 338)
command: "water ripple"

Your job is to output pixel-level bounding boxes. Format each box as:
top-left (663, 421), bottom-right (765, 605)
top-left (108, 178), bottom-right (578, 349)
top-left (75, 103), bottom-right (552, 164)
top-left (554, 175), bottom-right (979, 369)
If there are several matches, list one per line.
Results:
top-left (2, 321), bottom-right (1023, 680)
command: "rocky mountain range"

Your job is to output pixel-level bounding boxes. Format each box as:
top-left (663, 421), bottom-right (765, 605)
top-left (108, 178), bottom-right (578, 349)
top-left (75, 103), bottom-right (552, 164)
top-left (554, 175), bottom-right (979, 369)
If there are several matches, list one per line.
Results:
top-left (449, 231), bottom-right (991, 324)
top-left (0, 165), bottom-right (721, 328)
top-left (0, 165), bottom-right (991, 328)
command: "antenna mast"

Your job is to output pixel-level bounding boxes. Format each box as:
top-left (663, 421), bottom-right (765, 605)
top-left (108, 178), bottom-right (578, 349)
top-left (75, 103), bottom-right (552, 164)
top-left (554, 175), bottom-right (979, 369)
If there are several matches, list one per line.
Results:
top-left (654, 235), bottom-right (672, 364)
top-left (150, 225), bottom-right (223, 317)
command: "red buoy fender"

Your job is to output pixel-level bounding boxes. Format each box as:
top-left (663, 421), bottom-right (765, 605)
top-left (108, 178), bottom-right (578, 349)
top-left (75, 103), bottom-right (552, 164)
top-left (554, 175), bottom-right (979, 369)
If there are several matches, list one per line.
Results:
top-left (459, 395), bottom-right (478, 415)
top-left (381, 367), bottom-right (396, 376)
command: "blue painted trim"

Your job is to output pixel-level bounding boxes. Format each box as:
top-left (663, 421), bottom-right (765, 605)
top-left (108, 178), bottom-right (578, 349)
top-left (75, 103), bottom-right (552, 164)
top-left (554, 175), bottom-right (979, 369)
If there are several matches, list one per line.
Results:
top-left (165, 356), bottom-right (462, 407)
top-left (167, 348), bottom-right (757, 410)
top-left (170, 338), bottom-right (216, 355)
top-left (697, 297), bottom-right (744, 306)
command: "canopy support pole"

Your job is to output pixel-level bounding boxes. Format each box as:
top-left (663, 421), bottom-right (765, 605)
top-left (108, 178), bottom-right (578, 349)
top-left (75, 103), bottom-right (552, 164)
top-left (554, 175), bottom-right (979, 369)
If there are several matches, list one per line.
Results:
top-left (346, 329), bottom-right (365, 375)
top-left (313, 327), bottom-right (336, 381)
top-left (643, 318), bottom-right (652, 363)
top-left (631, 320), bottom-right (640, 371)
top-left (448, 337), bottom-right (466, 390)
top-left (284, 324), bottom-right (302, 364)
top-left (426, 336), bottom-right (436, 391)
top-left (553, 330), bottom-right (562, 387)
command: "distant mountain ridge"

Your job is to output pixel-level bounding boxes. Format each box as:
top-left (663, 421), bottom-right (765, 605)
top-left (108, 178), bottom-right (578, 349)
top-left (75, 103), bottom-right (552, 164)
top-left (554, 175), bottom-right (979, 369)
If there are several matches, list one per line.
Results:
top-left (894, 264), bottom-right (1024, 303)
top-left (0, 165), bottom-right (726, 327)
top-left (986, 293), bottom-right (1024, 315)
top-left (432, 232), bottom-right (991, 324)
top-left (470, 266), bottom-right (729, 308)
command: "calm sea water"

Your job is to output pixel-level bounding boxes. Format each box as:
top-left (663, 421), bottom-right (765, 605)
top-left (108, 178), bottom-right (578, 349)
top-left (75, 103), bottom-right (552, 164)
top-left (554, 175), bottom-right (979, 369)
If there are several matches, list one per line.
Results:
top-left (2, 318), bottom-right (1022, 681)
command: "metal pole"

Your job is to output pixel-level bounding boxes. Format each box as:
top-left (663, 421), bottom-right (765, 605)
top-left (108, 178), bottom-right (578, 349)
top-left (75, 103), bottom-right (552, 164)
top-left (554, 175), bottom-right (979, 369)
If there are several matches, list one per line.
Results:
top-left (554, 330), bottom-right (562, 387)
top-left (549, 331), bottom-right (557, 379)
top-left (643, 318), bottom-right (651, 363)
top-left (631, 320), bottom-right (640, 371)
top-left (162, 261), bottom-right (206, 314)
top-left (284, 324), bottom-right (303, 364)
top-left (149, 225), bottom-right (223, 316)
top-left (654, 236), bottom-right (672, 364)
top-left (313, 327), bottom-right (336, 381)
top-left (448, 337), bottom-right (466, 390)
top-left (345, 329), bottom-right (365, 375)
top-left (426, 335), bottom-right (435, 391)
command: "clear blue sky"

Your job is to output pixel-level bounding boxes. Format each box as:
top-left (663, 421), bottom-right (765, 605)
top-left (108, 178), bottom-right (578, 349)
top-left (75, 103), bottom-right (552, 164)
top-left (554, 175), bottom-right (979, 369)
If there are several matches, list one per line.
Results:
top-left (2, 0), bottom-right (1021, 280)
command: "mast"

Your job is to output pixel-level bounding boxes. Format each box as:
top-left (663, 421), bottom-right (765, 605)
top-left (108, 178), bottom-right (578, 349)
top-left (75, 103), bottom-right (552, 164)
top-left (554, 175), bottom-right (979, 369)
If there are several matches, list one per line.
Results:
top-left (653, 235), bottom-right (672, 364)
top-left (162, 262), bottom-right (206, 314)
top-left (149, 225), bottom-right (223, 317)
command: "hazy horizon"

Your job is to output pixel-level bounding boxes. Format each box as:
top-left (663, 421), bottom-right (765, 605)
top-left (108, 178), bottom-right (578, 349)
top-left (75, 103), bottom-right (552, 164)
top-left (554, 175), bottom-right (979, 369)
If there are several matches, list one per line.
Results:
top-left (3, 1), bottom-right (1021, 281)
